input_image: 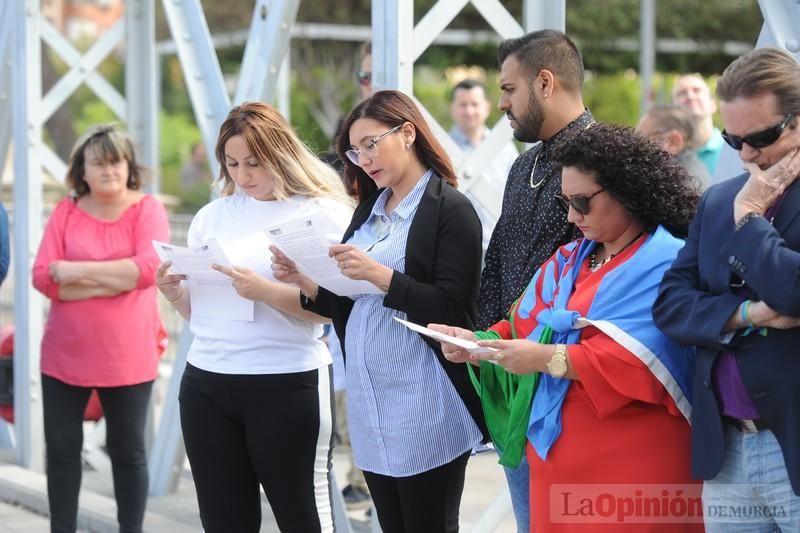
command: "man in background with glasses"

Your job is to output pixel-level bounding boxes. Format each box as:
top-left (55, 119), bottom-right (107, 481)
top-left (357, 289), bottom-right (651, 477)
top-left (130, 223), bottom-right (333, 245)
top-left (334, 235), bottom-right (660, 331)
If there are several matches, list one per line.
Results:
top-left (476, 30), bottom-right (592, 532)
top-left (654, 47), bottom-right (800, 532)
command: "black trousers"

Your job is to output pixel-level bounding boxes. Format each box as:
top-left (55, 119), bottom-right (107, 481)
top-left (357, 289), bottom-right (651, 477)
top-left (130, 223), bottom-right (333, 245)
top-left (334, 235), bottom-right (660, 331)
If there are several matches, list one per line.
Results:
top-left (364, 451), bottom-right (471, 533)
top-left (42, 374), bottom-right (153, 533)
top-left (179, 363), bottom-right (334, 533)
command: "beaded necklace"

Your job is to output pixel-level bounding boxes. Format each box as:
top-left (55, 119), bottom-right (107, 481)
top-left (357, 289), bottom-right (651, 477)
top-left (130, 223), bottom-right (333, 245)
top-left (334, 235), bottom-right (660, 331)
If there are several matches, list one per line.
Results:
top-left (588, 232), bottom-right (645, 272)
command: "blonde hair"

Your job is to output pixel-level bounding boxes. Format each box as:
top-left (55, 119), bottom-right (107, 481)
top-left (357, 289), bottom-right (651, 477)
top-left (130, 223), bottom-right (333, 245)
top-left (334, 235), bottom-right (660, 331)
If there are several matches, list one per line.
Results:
top-left (66, 123), bottom-right (143, 197)
top-left (215, 102), bottom-right (352, 205)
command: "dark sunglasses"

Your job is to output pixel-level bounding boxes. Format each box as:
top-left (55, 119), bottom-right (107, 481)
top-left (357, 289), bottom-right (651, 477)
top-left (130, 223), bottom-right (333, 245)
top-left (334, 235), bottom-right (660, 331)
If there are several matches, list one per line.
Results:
top-left (555, 189), bottom-right (605, 215)
top-left (356, 71), bottom-right (371, 86)
top-left (722, 113), bottom-right (794, 151)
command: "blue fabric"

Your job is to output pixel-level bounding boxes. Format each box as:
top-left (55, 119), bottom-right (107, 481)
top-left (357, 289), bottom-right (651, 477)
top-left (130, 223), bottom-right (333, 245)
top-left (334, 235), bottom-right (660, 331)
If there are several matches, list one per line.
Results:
top-left (703, 426), bottom-right (800, 532)
top-left (502, 454), bottom-right (530, 533)
top-left (522, 226), bottom-right (694, 459)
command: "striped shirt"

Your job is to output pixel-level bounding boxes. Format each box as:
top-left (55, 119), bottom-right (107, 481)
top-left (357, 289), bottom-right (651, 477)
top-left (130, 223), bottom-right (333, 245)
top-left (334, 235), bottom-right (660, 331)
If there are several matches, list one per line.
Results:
top-left (344, 170), bottom-right (482, 476)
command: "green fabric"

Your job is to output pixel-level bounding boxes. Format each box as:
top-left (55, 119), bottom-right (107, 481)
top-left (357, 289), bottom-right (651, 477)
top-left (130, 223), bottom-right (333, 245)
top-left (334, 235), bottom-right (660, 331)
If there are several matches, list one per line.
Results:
top-left (467, 327), bottom-right (551, 467)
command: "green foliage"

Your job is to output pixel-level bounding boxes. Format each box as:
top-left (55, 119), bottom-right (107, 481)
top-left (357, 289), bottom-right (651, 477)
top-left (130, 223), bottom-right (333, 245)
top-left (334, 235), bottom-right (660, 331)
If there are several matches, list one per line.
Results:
top-left (582, 72), bottom-right (641, 126)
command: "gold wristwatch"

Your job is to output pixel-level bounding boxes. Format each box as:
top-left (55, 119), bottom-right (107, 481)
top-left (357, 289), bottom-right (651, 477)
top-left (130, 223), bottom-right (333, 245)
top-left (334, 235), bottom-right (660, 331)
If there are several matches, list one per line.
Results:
top-left (547, 344), bottom-right (568, 378)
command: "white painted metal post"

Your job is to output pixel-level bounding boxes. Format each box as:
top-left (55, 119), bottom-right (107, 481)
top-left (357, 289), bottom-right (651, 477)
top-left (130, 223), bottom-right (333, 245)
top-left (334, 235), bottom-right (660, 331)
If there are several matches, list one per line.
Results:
top-left (639, 0), bottom-right (656, 115)
top-left (159, 0), bottom-right (230, 169)
top-left (234, 0), bottom-right (300, 105)
top-left (11, 0), bottom-right (45, 472)
top-left (371, 0), bottom-right (413, 93)
top-left (148, 323), bottom-right (192, 496)
top-left (126, 0), bottom-right (160, 193)
top-left (0, 1), bottom-right (14, 180)
top-left (523, 0), bottom-right (566, 31)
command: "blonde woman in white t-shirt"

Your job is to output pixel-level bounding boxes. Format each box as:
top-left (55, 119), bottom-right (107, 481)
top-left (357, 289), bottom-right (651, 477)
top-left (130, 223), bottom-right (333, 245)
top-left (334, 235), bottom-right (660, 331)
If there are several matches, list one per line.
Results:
top-left (155, 102), bottom-right (353, 533)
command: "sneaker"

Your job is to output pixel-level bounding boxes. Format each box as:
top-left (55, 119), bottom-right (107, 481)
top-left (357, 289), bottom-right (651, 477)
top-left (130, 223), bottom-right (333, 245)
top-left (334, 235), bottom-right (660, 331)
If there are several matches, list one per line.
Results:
top-left (470, 442), bottom-right (496, 455)
top-left (342, 484), bottom-right (371, 510)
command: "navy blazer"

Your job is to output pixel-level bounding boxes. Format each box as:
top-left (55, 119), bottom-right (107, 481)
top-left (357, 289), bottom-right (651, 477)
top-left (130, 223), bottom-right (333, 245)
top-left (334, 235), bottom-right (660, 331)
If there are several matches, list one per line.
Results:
top-left (653, 173), bottom-right (800, 495)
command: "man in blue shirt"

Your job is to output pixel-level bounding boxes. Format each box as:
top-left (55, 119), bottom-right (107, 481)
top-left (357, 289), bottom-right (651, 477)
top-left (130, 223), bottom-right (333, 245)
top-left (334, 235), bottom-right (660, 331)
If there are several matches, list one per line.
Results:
top-left (673, 73), bottom-right (725, 178)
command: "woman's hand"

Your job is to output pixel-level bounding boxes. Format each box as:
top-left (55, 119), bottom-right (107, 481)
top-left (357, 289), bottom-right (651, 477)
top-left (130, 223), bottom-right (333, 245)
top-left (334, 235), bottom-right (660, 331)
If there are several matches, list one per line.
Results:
top-left (427, 324), bottom-right (476, 364)
top-left (48, 260), bottom-right (84, 285)
top-left (269, 245), bottom-right (319, 299)
top-left (212, 264), bottom-right (268, 302)
top-left (329, 243), bottom-right (393, 290)
top-left (474, 338), bottom-right (543, 375)
top-left (156, 261), bottom-right (187, 302)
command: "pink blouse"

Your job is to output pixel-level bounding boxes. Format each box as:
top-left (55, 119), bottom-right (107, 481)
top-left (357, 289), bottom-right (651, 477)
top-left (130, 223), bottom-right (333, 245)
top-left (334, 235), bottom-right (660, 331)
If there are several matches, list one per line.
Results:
top-left (32, 195), bottom-right (170, 387)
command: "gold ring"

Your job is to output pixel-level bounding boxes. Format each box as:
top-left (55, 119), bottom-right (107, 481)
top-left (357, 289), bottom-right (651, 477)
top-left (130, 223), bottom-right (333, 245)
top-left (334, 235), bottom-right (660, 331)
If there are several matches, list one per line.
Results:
top-left (494, 352), bottom-right (504, 361)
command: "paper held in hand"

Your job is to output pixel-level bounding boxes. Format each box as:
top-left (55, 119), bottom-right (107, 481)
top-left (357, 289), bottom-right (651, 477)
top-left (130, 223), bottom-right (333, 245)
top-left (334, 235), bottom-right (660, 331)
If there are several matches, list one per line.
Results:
top-left (264, 216), bottom-right (383, 297)
top-left (152, 239), bottom-right (254, 321)
top-left (393, 317), bottom-right (499, 358)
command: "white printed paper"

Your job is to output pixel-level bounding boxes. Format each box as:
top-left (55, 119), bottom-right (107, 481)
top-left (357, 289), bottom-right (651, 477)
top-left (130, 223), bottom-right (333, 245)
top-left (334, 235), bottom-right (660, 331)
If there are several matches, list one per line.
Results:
top-left (152, 239), bottom-right (254, 321)
top-left (265, 217), bottom-right (383, 297)
top-left (393, 317), bottom-right (499, 359)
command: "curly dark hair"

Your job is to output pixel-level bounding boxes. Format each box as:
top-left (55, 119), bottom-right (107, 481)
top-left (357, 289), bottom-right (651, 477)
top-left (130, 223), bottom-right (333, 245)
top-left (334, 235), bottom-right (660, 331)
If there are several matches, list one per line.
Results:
top-left (551, 123), bottom-right (700, 238)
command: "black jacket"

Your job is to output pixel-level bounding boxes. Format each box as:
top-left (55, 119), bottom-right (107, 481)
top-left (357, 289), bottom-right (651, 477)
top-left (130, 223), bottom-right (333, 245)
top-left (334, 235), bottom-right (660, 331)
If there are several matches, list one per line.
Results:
top-left (303, 174), bottom-right (488, 440)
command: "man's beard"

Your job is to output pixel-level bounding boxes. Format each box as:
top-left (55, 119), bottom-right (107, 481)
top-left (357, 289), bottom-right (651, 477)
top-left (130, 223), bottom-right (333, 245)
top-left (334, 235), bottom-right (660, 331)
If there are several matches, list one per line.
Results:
top-left (510, 92), bottom-right (545, 143)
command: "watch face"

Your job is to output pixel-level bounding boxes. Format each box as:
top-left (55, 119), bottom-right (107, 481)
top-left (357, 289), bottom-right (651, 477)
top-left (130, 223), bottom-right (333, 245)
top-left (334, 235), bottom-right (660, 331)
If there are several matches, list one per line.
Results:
top-left (548, 358), bottom-right (568, 377)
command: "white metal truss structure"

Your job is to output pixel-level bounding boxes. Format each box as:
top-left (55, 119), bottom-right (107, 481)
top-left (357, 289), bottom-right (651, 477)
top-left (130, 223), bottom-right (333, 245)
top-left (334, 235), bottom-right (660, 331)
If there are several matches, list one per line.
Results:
top-left (372, 0), bottom-right (564, 222)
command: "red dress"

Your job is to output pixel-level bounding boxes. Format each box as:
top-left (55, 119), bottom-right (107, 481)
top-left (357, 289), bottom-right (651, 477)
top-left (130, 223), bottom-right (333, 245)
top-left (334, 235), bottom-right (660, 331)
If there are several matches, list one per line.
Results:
top-left (492, 240), bottom-right (703, 532)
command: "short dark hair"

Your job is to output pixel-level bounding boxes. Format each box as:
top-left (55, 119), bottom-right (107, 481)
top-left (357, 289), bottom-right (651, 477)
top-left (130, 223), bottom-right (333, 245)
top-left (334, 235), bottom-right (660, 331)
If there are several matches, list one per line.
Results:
top-left (66, 123), bottom-right (142, 197)
top-left (642, 104), bottom-right (698, 148)
top-left (450, 79), bottom-right (487, 101)
top-left (498, 30), bottom-right (584, 93)
top-left (552, 123), bottom-right (700, 238)
top-left (716, 47), bottom-right (800, 116)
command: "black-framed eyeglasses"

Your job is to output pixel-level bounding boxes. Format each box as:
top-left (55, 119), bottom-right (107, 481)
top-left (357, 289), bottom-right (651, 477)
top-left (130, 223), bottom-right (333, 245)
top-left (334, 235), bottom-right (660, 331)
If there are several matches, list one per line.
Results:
top-left (345, 125), bottom-right (403, 165)
top-left (722, 113), bottom-right (794, 151)
top-left (555, 189), bottom-right (605, 215)
top-left (356, 70), bottom-right (372, 86)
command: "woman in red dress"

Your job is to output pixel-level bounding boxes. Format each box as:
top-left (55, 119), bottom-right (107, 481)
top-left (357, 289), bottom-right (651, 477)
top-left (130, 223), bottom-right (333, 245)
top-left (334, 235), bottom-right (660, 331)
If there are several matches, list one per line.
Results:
top-left (433, 124), bottom-right (704, 532)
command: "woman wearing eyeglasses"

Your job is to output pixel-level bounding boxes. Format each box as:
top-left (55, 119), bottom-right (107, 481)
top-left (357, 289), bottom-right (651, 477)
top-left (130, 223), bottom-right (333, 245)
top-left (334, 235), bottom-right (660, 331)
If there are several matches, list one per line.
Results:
top-left (272, 90), bottom-right (487, 532)
top-left (431, 123), bottom-right (704, 532)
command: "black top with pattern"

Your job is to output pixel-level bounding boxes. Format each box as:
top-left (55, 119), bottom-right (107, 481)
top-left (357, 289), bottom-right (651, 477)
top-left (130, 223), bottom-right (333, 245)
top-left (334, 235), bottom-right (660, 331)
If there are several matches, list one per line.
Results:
top-left (477, 110), bottom-right (594, 329)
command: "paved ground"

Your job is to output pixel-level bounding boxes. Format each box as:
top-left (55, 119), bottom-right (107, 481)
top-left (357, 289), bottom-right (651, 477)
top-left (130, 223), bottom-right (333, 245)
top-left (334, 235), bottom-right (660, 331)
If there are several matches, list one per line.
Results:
top-left (0, 446), bottom-right (517, 532)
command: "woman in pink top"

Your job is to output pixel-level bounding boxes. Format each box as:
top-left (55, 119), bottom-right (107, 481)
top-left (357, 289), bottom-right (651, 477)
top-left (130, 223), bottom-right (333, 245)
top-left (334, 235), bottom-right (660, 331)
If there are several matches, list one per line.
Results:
top-left (32, 124), bottom-right (169, 533)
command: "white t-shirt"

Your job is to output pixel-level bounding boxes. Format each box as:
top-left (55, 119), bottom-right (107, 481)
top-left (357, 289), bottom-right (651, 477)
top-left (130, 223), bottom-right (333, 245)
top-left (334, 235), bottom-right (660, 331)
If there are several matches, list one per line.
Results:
top-left (185, 193), bottom-right (353, 375)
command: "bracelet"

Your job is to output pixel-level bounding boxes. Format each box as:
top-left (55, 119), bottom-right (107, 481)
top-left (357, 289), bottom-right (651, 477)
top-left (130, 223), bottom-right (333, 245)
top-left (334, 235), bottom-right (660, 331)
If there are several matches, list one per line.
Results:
top-left (735, 212), bottom-right (761, 231)
top-left (165, 288), bottom-right (184, 304)
top-left (739, 299), bottom-right (753, 328)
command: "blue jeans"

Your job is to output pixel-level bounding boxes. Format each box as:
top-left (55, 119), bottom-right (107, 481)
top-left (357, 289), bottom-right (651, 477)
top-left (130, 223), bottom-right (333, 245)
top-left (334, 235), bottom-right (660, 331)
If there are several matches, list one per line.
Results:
top-left (502, 451), bottom-right (530, 533)
top-left (702, 425), bottom-right (800, 532)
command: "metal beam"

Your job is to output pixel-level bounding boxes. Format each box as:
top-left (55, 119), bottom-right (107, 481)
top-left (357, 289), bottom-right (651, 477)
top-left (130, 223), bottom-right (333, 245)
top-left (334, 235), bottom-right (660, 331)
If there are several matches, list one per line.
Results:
top-left (412, 0), bottom-right (470, 62)
top-left (126, 0), bottom-right (160, 192)
top-left (639, 0), bottom-right (656, 115)
top-left (372, 0), bottom-right (414, 93)
top-left (148, 324), bottom-right (191, 496)
top-left (234, 0), bottom-right (300, 105)
top-left (159, 0), bottom-right (230, 169)
top-left (523, 0), bottom-right (566, 31)
top-left (757, 0), bottom-right (800, 57)
top-left (39, 20), bottom-right (124, 124)
top-left (40, 20), bottom-right (126, 121)
top-left (471, 0), bottom-right (525, 39)
top-left (11, 0), bottom-right (45, 473)
top-left (0, 1), bottom-right (13, 182)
